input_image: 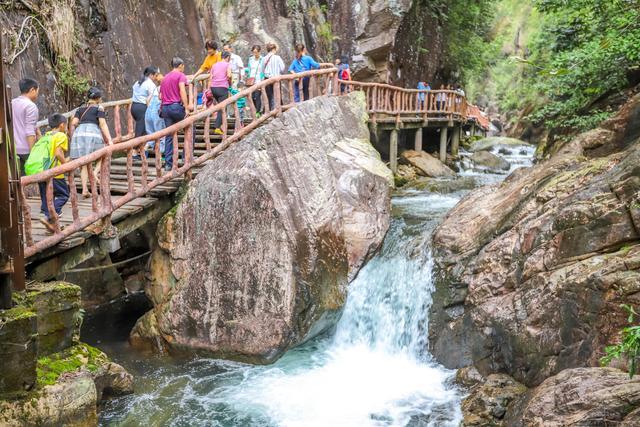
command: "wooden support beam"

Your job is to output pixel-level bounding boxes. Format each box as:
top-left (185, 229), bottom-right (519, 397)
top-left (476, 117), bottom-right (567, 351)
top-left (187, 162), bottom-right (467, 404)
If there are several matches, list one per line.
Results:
top-left (390, 129), bottom-right (398, 173)
top-left (439, 126), bottom-right (448, 162)
top-left (451, 126), bottom-right (460, 157)
top-left (471, 123), bottom-right (476, 137)
top-left (414, 127), bottom-right (423, 152)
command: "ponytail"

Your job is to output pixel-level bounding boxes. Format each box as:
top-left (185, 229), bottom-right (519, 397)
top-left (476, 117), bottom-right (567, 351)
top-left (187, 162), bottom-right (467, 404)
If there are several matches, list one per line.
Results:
top-left (294, 43), bottom-right (305, 60)
top-left (138, 66), bottom-right (159, 85)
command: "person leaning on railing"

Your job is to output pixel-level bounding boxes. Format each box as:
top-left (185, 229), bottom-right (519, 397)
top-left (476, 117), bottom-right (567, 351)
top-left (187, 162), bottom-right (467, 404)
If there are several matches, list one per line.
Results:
top-left (159, 57), bottom-right (193, 171)
top-left (288, 43), bottom-right (320, 102)
top-left (69, 87), bottom-right (113, 198)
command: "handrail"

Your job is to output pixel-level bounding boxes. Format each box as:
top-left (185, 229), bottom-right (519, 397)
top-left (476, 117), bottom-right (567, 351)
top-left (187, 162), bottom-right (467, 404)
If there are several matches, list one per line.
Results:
top-left (22, 65), bottom-right (485, 258)
top-left (21, 66), bottom-right (342, 257)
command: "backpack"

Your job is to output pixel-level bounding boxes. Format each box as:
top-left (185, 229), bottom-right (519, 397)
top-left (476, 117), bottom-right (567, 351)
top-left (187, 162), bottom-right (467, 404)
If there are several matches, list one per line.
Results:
top-left (339, 67), bottom-right (351, 81)
top-left (24, 133), bottom-right (54, 176)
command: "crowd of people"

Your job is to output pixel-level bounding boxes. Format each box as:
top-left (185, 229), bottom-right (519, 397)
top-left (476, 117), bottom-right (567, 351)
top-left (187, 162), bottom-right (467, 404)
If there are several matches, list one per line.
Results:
top-left (12, 41), bottom-right (352, 233)
top-left (416, 80), bottom-right (466, 111)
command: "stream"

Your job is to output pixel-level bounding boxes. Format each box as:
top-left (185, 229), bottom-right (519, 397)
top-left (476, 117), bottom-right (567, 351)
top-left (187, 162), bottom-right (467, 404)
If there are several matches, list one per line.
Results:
top-left (97, 144), bottom-right (535, 427)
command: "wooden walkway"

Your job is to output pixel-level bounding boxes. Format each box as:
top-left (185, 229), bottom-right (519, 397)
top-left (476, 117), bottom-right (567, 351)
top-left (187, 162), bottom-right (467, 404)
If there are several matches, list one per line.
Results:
top-left (19, 68), bottom-right (488, 261)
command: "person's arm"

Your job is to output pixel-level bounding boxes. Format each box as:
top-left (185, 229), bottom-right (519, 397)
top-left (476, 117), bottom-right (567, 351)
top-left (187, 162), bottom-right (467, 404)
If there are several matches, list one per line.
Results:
top-left (179, 81), bottom-right (192, 112)
top-left (226, 64), bottom-right (232, 79)
top-left (98, 117), bottom-right (113, 145)
top-left (309, 56), bottom-right (320, 70)
top-left (289, 60), bottom-right (296, 74)
top-left (278, 57), bottom-right (285, 74)
top-left (54, 145), bottom-right (67, 165)
top-left (25, 104), bottom-right (39, 149)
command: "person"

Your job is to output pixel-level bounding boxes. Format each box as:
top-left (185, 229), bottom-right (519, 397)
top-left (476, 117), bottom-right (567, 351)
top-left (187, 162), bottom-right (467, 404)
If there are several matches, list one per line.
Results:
top-left (70, 87), bottom-right (112, 198)
top-left (160, 57), bottom-right (192, 170)
top-left (246, 45), bottom-right (264, 115)
top-left (455, 84), bottom-right (465, 113)
top-left (210, 51), bottom-right (232, 135)
top-left (262, 43), bottom-right (285, 110)
top-left (131, 66), bottom-right (159, 138)
top-left (229, 81), bottom-right (247, 122)
top-left (446, 84), bottom-right (454, 110)
top-left (337, 55), bottom-right (351, 94)
top-left (223, 44), bottom-right (244, 88)
top-left (436, 84), bottom-right (447, 112)
top-left (12, 78), bottom-right (40, 174)
top-left (145, 72), bottom-right (165, 156)
top-left (288, 43), bottom-right (320, 102)
top-left (24, 113), bottom-right (70, 233)
top-left (417, 80), bottom-right (427, 110)
top-left (194, 41), bottom-right (222, 77)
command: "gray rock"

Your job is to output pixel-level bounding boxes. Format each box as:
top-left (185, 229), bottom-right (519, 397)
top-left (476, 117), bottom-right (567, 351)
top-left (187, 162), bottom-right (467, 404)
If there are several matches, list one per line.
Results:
top-left (468, 137), bottom-right (531, 152)
top-left (470, 151), bottom-right (511, 171)
top-left (462, 374), bottom-right (527, 426)
top-left (505, 368), bottom-right (640, 426)
top-left (133, 93), bottom-right (393, 363)
top-left (400, 150), bottom-right (456, 178)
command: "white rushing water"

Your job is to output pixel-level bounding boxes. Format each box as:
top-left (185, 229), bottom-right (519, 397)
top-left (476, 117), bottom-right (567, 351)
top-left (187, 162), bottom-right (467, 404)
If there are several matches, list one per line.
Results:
top-left (100, 144), bottom-right (534, 427)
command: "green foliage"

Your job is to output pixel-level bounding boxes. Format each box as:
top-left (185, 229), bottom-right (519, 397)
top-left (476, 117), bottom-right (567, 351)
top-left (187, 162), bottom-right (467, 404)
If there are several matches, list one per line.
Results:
top-left (467, 0), bottom-right (640, 137)
top-left (55, 59), bottom-right (90, 109)
top-left (601, 304), bottom-right (640, 378)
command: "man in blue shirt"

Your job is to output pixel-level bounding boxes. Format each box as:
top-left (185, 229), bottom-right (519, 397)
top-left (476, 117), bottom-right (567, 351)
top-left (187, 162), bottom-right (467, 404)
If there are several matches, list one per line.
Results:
top-left (289, 44), bottom-right (320, 102)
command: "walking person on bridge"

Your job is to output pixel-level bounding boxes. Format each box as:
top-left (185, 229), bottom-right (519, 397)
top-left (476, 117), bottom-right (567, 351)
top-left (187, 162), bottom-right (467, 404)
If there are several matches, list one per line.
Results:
top-left (262, 43), bottom-right (285, 111)
top-left (145, 72), bottom-right (165, 157)
top-left (25, 113), bottom-right (69, 234)
top-left (436, 84), bottom-right (447, 112)
top-left (223, 44), bottom-right (244, 88)
top-left (160, 57), bottom-right (192, 171)
top-left (70, 87), bottom-right (113, 198)
top-left (289, 43), bottom-right (320, 102)
top-left (131, 66), bottom-right (160, 139)
top-left (246, 45), bottom-right (264, 115)
top-left (194, 41), bottom-right (222, 77)
top-left (11, 78), bottom-right (40, 175)
top-left (210, 51), bottom-right (233, 135)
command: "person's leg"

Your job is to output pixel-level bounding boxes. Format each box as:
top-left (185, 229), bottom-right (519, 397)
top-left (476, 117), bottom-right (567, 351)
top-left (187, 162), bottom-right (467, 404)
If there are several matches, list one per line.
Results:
top-left (18, 154), bottom-right (29, 176)
top-left (213, 87), bottom-right (228, 129)
top-left (93, 160), bottom-right (102, 191)
top-left (133, 104), bottom-right (148, 137)
top-left (80, 165), bottom-right (90, 196)
top-left (266, 84), bottom-right (274, 110)
top-left (302, 77), bottom-right (310, 101)
top-left (294, 80), bottom-right (301, 103)
top-left (38, 182), bottom-right (48, 218)
top-left (252, 91), bottom-right (262, 114)
top-left (163, 107), bottom-right (175, 169)
top-left (53, 178), bottom-right (70, 215)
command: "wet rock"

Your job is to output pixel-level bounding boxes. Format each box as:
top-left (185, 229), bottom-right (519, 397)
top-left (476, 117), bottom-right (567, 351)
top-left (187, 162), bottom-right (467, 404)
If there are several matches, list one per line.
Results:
top-left (93, 362), bottom-right (134, 401)
top-left (456, 366), bottom-right (485, 389)
top-left (410, 176), bottom-right (477, 194)
top-left (0, 372), bottom-right (98, 427)
top-left (505, 368), bottom-right (640, 426)
top-left (498, 148), bottom-right (512, 156)
top-left (430, 94), bottom-right (640, 387)
top-left (400, 150), bottom-right (456, 178)
top-left (468, 137), bottom-right (531, 152)
top-left (0, 307), bottom-right (37, 394)
top-left (462, 374), bottom-right (527, 426)
top-left (470, 151), bottom-right (511, 171)
top-left (395, 164), bottom-right (418, 187)
top-left (133, 93), bottom-right (393, 363)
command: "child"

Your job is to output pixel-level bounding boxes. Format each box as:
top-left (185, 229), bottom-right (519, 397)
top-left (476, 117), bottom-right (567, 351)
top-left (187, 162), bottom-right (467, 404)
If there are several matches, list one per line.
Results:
top-left (25, 113), bottom-right (70, 234)
top-left (228, 81), bottom-right (247, 122)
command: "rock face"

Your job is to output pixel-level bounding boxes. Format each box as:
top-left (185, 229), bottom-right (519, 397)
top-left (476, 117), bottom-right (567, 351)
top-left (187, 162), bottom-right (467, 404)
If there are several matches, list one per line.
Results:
top-left (401, 150), bottom-right (456, 178)
top-left (505, 368), bottom-right (640, 426)
top-left (461, 374), bottom-right (527, 426)
top-left (132, 93), bottom-right (393, 363)
top-left (2, 0), bottom-right (451, 115)
top-left (430, 93), bottom-right (640, 387)
top-left (470, 151), bottom-right (510, 171)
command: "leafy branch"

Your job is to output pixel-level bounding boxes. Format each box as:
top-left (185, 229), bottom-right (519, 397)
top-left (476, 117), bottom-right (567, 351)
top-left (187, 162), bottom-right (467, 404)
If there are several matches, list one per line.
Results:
top-left (601, 304), bottom-right (640, 378)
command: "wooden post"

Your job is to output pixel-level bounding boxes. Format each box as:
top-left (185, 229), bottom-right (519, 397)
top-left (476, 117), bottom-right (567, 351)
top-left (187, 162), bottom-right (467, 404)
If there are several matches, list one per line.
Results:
top-left (471, 123), bottom-right (477, 137)
top-left (439, 126), bottom-right (448, 162)
top-left (451, 125), bottom-right (460, 157)
top-left (390, 128), bottom-right (398, 173)
top-left (414, 127), bottom-right (423, 152)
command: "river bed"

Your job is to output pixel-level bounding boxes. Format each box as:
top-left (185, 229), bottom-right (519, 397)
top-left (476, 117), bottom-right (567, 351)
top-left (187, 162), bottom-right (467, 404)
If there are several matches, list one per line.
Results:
top-left (96, 144), bottom-right (534, 427)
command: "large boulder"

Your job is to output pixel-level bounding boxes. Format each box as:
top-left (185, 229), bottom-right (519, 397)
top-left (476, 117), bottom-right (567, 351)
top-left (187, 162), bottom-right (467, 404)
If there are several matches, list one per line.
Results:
top-left (430, 93), bottom-right (640, 386)
top-left (470, 151), bottom-right (511, 171)
top-left (400, 150), bottom-right (456, 178)
top-left (462, 373), bottom-right (527, 426)
top-left (505, 368), bottom-right (640, 426)
top-left (132, 93), bottom-right (393, 363)
top-left (468, 137), bottom-right (531, 152)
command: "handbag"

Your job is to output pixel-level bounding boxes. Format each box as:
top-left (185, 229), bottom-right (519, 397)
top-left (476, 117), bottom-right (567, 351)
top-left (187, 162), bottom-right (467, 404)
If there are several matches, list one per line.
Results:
top-left (246, 56), bottom-right (263, 86)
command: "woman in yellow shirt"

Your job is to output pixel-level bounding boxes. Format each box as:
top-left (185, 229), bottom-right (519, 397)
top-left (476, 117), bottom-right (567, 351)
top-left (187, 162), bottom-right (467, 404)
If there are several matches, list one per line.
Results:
top-left (194, 40), bottom-right (222, 77)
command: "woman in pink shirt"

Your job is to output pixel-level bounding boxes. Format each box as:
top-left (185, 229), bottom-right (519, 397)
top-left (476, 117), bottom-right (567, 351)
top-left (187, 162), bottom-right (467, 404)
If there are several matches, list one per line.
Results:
top-left (210, 51), bottom-right (232, 135)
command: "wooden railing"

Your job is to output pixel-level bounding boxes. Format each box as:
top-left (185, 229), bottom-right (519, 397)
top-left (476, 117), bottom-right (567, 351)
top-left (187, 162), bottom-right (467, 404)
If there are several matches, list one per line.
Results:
top-left (23, 67), bottom-right (478, 257)
top-left (22, 66), bottom-right (342, 257)
top-left (338, 81), bottom-right (468, 124)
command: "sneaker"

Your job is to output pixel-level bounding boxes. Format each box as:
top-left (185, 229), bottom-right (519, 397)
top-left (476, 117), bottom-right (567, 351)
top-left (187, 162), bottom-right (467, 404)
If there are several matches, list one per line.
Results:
top-left (213, 128), bottom-right (224, 135)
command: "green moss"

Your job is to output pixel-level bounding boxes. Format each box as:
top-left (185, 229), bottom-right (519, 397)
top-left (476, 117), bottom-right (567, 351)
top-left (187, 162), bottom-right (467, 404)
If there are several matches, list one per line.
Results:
top-left (0, 306), bottom-right (36, 322)
top-left (36, 344), bottom-right (108, 387)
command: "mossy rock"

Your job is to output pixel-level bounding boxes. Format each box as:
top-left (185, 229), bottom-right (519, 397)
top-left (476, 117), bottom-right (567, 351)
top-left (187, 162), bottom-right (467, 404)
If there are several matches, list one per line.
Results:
top-left (37, 343), bottom-right (108, 387)
top-left (0, 308), bottom-right (37, 395)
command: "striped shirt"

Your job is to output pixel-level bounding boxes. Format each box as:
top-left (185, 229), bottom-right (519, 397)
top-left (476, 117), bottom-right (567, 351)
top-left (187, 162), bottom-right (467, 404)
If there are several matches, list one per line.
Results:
top-left (262, 53), bottom-right (285, 78)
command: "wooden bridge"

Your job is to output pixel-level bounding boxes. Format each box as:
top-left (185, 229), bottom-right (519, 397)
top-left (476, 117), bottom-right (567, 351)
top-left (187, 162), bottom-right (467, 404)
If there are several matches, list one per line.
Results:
top-left (16, 66), bottom-right (488, 271)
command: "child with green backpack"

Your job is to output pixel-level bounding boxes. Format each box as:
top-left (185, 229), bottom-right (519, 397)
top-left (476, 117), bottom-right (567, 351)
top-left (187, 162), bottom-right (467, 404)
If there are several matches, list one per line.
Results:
top-left (24, 113), bottom-right (70, 233)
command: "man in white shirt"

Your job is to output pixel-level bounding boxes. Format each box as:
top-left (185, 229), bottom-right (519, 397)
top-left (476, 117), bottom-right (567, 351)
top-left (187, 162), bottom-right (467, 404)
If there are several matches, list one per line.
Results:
top-left (11, 78), bottom-right (40, 175)
top-left (223, 44), bottom-right (244, 88)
